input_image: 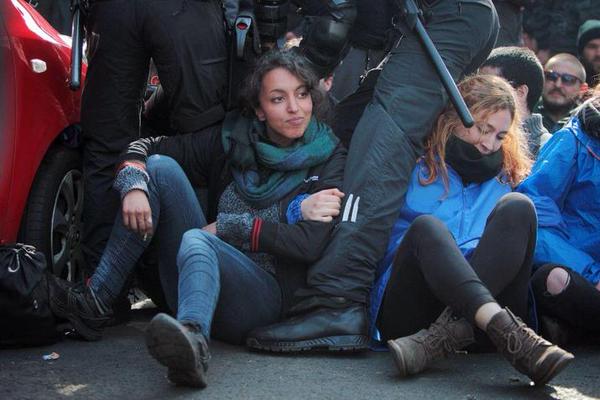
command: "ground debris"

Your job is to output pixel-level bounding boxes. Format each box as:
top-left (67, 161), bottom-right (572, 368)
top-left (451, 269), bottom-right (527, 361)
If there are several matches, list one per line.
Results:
top-left (42, 352), bottom-right (60, 361)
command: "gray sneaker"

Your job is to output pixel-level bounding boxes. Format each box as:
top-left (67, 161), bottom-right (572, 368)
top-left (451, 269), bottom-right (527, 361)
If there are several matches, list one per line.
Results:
top-left (387, 308), bottom-right (475, 377)
top-left (146, 313), bottom-right (210, 388)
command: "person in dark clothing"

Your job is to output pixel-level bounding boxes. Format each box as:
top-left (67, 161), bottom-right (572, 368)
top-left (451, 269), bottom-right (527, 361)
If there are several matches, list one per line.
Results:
top-left (49, 50), bottom-right (347, 388)
top-left (33, 0), bottom-right (71, 34)
top-left (480, 46), bottom-right (551, 157)
top-left (539, 53), bottom-right (588, 133)
top-left (375, 75), bottom-right (573, 386)
top-left (247, 0), bottom-right (500, 353)
top-left (577, 20), bottom-right (600, 87)
top-left (493, 0), bottom-right (532, 47)
top-left (80, 0), bottom-right (228, 275)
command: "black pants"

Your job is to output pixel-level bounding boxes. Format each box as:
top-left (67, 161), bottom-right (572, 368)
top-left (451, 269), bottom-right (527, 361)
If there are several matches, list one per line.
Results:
top-left (81, 0), bottom-right (227, 270)
top-left (531, 264), bottom-right (600, 334)
top-left (377, 193), bottom-right (535, 342)
top-left (303, 0), bottom-right (499, 304)
top-left (493, 0), bottom-right (522, 47)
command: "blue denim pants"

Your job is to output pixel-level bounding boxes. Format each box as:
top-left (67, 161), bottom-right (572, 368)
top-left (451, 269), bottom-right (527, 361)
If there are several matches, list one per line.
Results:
top-left (89, 155), bottom-right (281, 344)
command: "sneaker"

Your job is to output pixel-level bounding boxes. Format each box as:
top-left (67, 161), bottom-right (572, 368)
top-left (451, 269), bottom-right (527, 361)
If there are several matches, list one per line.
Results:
top-left (146, 313), bottom-right (210, 388)
top-left (48, 275), bottom-right (111, 341)
top-left (486, 308), bottom-right (574, 386)
top-left (387, 308), bottom-right (475, 377)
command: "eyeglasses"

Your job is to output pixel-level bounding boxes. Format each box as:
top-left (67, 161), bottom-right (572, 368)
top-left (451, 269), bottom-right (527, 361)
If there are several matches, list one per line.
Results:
top-left (544, 70), bottom-right (582, 86)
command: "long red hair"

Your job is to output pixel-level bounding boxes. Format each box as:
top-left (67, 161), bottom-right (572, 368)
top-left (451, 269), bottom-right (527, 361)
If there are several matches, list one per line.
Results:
top-left (421, 74), bottom-right (531, 189)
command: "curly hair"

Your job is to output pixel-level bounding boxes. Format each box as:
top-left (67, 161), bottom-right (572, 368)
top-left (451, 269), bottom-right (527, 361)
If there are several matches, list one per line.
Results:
top-left (421, 74), bottom-right (532, 189)
top-left (238, 49), bottom-right (328, 121)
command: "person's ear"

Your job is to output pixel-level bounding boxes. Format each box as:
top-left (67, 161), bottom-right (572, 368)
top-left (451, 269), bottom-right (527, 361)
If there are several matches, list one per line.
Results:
top-left (515, 84), bottom-right (529, 101)
top-left (255, 107), bottom-right (266, 121)
top-left (320, 75), bottom-right (334, 92)
top-left (580, 82), bottom-right (589, 95)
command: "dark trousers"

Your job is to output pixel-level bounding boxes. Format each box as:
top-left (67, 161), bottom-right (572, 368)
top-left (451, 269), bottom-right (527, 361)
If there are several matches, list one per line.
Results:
top-left (81, 0), bottom-right (227, 270)
top-left (377, 193), bottom-right (535, 342)
top-left (531, 264), bottom-right (600, 334)
top-left (493, 0), bottom-right (522, 47)
top-left (303, 0), bottom-right (499, 304)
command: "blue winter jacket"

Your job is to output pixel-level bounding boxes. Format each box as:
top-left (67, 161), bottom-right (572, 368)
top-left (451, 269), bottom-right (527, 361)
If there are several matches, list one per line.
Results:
top-left (369, 159), bottom-right (512, 336)
top-left (517, 117), bottom-right (600, 285)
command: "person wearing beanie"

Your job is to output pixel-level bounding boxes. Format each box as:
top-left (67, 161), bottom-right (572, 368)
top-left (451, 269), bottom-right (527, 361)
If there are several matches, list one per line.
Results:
top-left (578, 20), bottom-right (600, 87)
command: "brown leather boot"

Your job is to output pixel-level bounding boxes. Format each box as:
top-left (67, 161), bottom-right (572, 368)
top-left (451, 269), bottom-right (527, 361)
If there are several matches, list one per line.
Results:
top-left (486, 308), bottom-right (574, 386)
top-left (387, 308), bottom-right (475, 377)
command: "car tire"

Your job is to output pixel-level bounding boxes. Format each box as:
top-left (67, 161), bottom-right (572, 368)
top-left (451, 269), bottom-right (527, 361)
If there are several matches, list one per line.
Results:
top-left (18, 145), bottom-right (85, 282)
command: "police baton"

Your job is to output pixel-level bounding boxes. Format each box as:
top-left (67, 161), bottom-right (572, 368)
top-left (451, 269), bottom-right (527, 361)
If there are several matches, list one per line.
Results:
top-left (69, 0), bottom-right (85, 91)
top-left (401, 0), bottom-right (474, 127)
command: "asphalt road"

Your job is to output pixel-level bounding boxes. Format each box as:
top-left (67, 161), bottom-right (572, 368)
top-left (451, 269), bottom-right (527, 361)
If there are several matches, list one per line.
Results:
top-left (1, 309), bottom-right (599, 400)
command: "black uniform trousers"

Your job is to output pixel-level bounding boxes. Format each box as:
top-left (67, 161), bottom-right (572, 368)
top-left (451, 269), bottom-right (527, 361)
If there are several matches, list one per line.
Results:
top-left (81, 0), bottom-right (227, 270)
top-left (302, 0), bottom-right (500, 304)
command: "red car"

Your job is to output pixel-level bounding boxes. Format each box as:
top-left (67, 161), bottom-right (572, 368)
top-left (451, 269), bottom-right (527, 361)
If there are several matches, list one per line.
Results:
top-left (1, 0), bottom-right (86, 281)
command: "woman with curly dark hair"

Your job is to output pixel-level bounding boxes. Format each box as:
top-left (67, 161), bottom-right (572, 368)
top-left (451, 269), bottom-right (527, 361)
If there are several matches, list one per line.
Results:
top-left (49, 50), bottom-right (346, 388)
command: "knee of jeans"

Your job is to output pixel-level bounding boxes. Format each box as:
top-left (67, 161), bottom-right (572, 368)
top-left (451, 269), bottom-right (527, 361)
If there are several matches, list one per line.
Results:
top-left (495, 192), bottom-right (536, 224)
top-left (146, 155), bottom-right (180, 181)
top-left (177, 229), bottom-right (217, 265)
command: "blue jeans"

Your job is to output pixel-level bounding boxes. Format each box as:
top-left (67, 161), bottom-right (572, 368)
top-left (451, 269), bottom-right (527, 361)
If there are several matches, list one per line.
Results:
top-left (89, 155), bottom-right (281, 343)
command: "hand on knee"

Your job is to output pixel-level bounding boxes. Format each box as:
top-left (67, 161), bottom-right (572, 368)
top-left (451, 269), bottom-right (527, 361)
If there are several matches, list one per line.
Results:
top-left (546, 267), bottom-right (570, 296)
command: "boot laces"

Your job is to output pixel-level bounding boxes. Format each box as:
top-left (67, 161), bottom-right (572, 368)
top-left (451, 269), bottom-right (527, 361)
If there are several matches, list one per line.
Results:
top-left (505, 321), bottom-right (545, 363)
top-left (418, 319), bottom-right (456, 357)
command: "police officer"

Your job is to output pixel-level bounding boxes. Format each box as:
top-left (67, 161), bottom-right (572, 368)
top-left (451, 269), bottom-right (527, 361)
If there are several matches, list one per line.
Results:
top-left (80, 0), bottom-right (228, 272)
top-left (247, 0), bottom-right (500, 352)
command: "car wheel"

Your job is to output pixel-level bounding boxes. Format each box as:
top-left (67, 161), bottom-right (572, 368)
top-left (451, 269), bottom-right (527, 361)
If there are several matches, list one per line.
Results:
top-left (19, 145), bottom-right (85, 282)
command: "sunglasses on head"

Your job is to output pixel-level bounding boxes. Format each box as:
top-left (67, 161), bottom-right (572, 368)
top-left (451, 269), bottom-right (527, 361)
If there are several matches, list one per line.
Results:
top-left (544, 70), bottom-right (582, 86)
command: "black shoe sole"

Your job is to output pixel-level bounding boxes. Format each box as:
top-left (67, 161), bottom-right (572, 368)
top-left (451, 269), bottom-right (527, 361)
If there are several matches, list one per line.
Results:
top-left (49, 296), bottom-right (103, 342)
top-left (246, 334), bottom-right (369, 352)
top-left (146, 313), bottom-right (207, 388)
top-left (533, 350), bottom-right (575, 386)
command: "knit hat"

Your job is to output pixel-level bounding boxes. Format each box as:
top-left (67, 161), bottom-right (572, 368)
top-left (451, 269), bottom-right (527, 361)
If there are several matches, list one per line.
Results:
top-left (577, 20), bottom-right (600, 56)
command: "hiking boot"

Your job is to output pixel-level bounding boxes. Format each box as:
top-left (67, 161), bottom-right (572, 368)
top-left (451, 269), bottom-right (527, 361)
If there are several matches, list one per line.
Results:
top-left (48, 275), bottom-right (111, 341)
top-left (486, 308), bottom-right (574, 386)
top-left (146, 313), bottom-right (210, 388)
top-left (386, 308), bottom-right (475, 377)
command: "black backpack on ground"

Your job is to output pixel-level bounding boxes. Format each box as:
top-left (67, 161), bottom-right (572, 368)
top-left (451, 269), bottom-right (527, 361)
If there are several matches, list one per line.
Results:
top-left (0, 244), bottom-right (59, 347)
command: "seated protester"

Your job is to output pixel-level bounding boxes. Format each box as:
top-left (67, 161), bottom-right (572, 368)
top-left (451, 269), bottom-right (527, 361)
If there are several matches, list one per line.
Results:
top-left (49, 50), bottom-right (346, 388)
top-left (518, 95), bottom-right (600, 343)
top-left (480, 46), bottom-right (552, 158)
top-left (368, 75), bottom-right (573, 386)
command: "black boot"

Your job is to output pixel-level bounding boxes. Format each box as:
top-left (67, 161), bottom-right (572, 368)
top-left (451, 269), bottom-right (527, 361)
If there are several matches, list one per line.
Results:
top-left (146, 313), bottom-right (210, 388)
top-left (48, 275), bottom-right (111, 341)
top-left (246, 305), bottom-right (369, 352)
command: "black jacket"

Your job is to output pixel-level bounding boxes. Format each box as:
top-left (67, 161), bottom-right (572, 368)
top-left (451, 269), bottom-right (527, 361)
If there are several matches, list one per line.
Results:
top-left (122, 124), bottom-right (347, 313)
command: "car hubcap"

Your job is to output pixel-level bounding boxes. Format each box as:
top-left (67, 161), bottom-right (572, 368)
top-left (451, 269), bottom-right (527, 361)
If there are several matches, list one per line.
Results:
top-left (50, 169), bottom-right (84, 281)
